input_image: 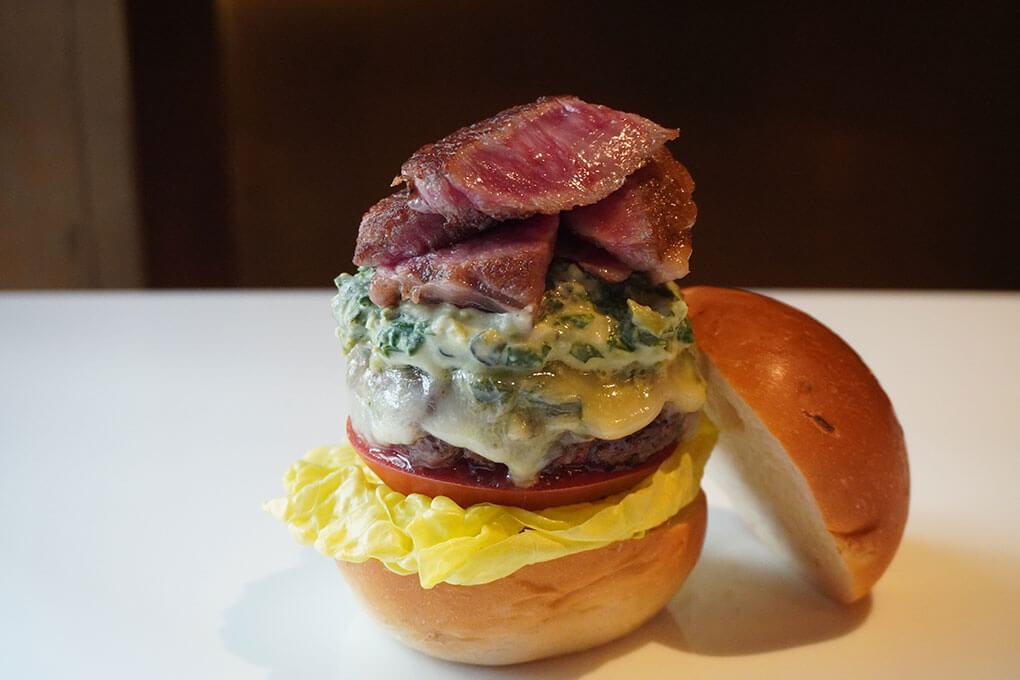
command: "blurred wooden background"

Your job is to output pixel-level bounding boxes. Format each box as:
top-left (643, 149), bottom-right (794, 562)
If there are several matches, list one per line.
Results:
top-left (1, 0), bottom-right (141, 287)
top-left (2, 1), bottom-right (1017, 289)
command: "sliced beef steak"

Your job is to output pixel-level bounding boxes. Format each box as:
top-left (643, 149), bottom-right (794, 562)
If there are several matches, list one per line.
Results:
top-left (562, 147), bottom-right (697, 283)
top-left (402, 95), bottom-right (677, 222)
top-left (355, 96), bottom-right (676, 266)
top-left (354, 189), bottom-right (465, 266)
top-left (368, 213), bottom-right (558, 314)
top-left (554, 231), bottom-right (633, 283)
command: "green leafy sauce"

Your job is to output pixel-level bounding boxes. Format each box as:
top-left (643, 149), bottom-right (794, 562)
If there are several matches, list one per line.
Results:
top-left (331, 261), bottom-right (694, 379)
top-left (377, 319), bottom-right (429, 356)
top-left (333, 264), bottom-right (707, 485)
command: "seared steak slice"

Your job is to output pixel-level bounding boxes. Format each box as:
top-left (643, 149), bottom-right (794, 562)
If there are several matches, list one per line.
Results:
top-left (355, 97), bottom-right (677, 266)
top-left (562, 147), bottom-right (697, 283)
top-left (554, 231), bottom-right (632, 283)
top-left (402, 95), bottom-right (678, 223)
top-left (353, 189), bottom-right (467, 266)
top-left (368, 213), bottom-right (558, 313)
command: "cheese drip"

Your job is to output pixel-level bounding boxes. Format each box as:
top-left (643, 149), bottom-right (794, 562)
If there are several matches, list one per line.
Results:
top-left (336, 263), bottom-right (706, 484)
top-left (346, 347), bottom-right (706, 484)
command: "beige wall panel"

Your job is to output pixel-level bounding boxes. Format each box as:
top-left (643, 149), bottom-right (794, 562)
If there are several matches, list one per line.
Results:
top-left (0, 0), bottom-right (140, 288)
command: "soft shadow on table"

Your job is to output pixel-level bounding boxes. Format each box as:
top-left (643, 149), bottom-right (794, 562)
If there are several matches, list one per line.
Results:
top-left (660, 505), bottom-right (872, 656)
top-left (224, 511), bottom-right (1019, 679)
top-left (222, 509), bottom-right (869, 679)
top-left (498, 507), bottom-right (871, 678)
top-left (221, 551), bottom-right (352, 679)
top-left (664, 556), bottom-right (871, 656)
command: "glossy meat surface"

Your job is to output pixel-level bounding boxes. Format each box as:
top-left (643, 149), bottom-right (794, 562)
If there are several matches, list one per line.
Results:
top-left (562, 148), bottom-right (697, 283)
top-left (554, 231), bottom-right (632, 283)
top-left (368, 213), bottom-right (558, 314)
top-left (402, 95), bottom-right (678, 222)
top-left (353, 189), bottom-right (469, 266)
top-left (355, 96), bottom-right (676, 267)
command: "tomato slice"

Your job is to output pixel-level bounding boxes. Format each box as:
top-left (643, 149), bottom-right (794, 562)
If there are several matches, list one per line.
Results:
top-left (346, 418), bottom-right (675, 510)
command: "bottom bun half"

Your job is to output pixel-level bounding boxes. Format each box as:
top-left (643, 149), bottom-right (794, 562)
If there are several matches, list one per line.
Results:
top-left (336, 489), bottom-right (707, 666)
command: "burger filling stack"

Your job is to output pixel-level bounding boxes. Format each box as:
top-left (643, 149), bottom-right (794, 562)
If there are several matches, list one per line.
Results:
top-left (267, 96), bottom-right (909, 665)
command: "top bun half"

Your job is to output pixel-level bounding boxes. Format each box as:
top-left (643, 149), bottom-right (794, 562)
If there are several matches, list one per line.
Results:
top-left (682, 286), bottom-right (909, 602)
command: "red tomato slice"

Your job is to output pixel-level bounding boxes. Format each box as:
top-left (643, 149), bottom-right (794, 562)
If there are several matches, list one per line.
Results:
top-left (346, 418), bottom-right (674, 510)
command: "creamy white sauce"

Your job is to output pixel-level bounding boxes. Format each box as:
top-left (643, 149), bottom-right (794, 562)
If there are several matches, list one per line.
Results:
top-left (335, 264), bottom-right (706, 485)
top-left (345, 345), bottom-right (706, 485)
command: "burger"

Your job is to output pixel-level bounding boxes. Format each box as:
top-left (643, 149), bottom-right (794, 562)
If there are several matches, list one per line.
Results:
top-left (266, 97), bottom-right (909, 664)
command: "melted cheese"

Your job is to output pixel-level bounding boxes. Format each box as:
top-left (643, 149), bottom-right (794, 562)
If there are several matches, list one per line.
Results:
top-left (347, 347), bottom-right (706, 485)
top-left (336, 264), bottom-right (706, 485)
top-left (529, 354), bottom-right (706, 440)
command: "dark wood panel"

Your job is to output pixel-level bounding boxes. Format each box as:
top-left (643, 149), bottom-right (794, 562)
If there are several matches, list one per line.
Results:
top-left (126, 0), bottom-right (234, 287)
top-left (132, 2), bottom-right (1019, 288)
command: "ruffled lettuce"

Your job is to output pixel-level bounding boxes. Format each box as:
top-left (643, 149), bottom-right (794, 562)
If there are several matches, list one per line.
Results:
top-left (265, 418), bottom-right (716, 588)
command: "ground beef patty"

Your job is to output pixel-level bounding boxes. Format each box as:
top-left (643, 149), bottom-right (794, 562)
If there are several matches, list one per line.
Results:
top-left (385, 407), bottom-right (700, 476)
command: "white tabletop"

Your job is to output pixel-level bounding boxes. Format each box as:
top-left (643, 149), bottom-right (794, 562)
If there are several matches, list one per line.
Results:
top-left (2, 289), bottom-right (1018, 679)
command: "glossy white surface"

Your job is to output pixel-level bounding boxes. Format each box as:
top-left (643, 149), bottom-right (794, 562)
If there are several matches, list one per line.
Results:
top-left (1, 290), bottom-right (1018, 678)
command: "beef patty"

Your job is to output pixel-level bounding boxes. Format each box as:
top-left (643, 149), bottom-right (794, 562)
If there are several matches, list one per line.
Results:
top-left (378, 406), bottom-right (700, 478)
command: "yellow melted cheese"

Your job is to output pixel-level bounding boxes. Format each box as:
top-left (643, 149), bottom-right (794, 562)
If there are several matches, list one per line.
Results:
top-left (526, 352), bottom-right (706, 440)
top-left (347, 348), bottom-right (707, 484)
top-left (336, 263), bottom-right (706, 484)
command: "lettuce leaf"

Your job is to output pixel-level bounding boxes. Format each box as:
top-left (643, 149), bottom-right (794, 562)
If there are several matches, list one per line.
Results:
top-left (265, 418), bottom-right (716, 588)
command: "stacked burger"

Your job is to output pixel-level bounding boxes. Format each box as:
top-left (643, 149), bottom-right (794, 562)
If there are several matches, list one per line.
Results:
top-left (268, 97), bottom-right (909, 665)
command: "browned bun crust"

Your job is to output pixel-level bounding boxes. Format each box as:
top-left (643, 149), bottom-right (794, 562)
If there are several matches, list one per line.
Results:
top-left (336, 490), bottom-right (707, 665)
top-left (682, 286), bottom-right (909, 602)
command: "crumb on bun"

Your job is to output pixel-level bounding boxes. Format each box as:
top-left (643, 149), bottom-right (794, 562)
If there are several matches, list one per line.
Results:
top-left (682, 286), bottom-right (909, 602)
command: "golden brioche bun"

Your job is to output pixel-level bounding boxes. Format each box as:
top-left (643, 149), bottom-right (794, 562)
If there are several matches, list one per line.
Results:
top-left (336, 490), bottom-right (707, 665)
top-left (682, 286), bottom-right (909, 602)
